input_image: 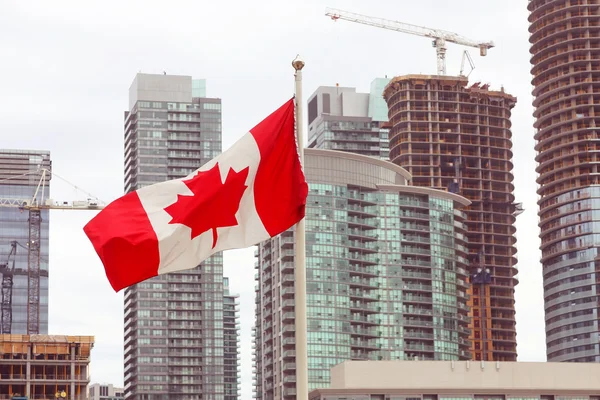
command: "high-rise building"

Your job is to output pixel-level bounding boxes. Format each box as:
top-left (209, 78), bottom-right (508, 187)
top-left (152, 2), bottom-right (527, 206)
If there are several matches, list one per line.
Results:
top-left (124, 74), bottom-right (221, 191)
top-left (0, 334), bottom-right (94, 400)
top-left (123, 73), bottom-right (232, 399)
top-left (223, 278), bottom-right (240, 400)
top-left (0, 150), bottom-right (51, 334)
top-left (383, 75), bottom-right (520, 361)
top-left (89, 383), bottom-right (124, 400)
top-left (253, 148), bottom-right (471, 399)
top-left (307, 79), bottom-right (391, 159)
top-left (528, 0), bottom-right (600, 362)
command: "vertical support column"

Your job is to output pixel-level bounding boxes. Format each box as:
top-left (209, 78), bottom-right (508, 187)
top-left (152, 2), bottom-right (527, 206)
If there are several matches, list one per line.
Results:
top-left (26, 342), bottom-right (31, 398)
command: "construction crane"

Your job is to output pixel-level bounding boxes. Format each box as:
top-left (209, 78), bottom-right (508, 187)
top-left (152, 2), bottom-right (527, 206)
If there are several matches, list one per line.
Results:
top-left (0, 241), bottom-right (17, 334)
top-left (0, 168), bottom-right (105, 334)
top-left (325, 7), bottom-right (495, 76)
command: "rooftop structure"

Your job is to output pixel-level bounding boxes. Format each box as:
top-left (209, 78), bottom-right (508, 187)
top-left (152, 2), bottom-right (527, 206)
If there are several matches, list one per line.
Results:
top-left (307, 79), bottom-right (391, 159)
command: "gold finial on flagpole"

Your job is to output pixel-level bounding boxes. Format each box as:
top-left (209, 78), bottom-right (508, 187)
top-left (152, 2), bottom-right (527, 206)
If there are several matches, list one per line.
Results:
top-left (292, 54), bottom-right (305, 71)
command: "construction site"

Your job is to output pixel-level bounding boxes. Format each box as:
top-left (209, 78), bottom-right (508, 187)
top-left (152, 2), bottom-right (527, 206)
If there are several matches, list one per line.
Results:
top-left (0, 151), bottom-right (100, 400)
top-left (0, 334), bottom-right (94, 400)
top-left (383, 75), bottom-right (521, 361)
top-left (0, 150), bottom-right (103, 337)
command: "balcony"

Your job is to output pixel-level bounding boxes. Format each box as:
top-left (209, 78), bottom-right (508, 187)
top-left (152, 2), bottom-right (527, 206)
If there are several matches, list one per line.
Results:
top-left (283, 363), bottom-right (296, 371)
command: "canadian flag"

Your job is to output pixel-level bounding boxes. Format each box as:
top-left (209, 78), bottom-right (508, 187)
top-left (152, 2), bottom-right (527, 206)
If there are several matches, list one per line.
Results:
top-left (84, 99), bottom-right (308, 292)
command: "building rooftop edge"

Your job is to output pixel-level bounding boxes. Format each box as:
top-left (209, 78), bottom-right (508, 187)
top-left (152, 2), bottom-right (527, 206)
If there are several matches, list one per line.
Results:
top-left (383, 74), bottom-right (516, 102)
top-left (311, 360), bottom-right (600, 394)
top-left (0, 149), bottom-right (51, 154)
top-left (135, 72), bottom-right (193, 79)
top-left (377, 184), bottom-right (471, 206)
top-left (304, 148), bottom-right (412, 181)
top-left (0, 334), bottom-right (95, 344)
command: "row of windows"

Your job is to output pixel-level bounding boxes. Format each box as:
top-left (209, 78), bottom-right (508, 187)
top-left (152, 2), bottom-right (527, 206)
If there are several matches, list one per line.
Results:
top-left (308, 184), bottom-right (455, 211)
top-left (138, 101), bottom-right (221, 111)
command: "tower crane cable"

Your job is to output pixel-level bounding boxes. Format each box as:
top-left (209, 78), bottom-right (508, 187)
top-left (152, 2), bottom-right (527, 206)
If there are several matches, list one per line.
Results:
top-left (36, 168), bottom-right (105, 205)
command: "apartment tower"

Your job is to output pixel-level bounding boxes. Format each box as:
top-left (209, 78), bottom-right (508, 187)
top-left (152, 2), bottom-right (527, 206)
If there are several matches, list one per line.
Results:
top-left (384, 75), bottom-right (520, 361)
top-left (307, 79), bottom-right (391, 159)
top-left (528, 0), bottom-right (600, 362)
top-left (253, 148), bottom-right (471, 399)
top-left (223, 278), bottom-right (241, 400)
top-left (123, 73), bottom-right (238, 399)
top-left (0, 150), bottom-right (52, 334)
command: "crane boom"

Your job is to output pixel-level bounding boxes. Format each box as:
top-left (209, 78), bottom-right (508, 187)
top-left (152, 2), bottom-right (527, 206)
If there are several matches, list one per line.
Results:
top-left (0, 197), bottom-right (104, 211)
top-left (0, 168), bottom-right (105, 334)
top-left (325, 7), bottom-right (494, 75)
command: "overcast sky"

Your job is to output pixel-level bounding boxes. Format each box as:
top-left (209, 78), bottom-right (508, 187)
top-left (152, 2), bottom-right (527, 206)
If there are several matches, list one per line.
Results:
top-left (0, 0), bottom-right (542, 398)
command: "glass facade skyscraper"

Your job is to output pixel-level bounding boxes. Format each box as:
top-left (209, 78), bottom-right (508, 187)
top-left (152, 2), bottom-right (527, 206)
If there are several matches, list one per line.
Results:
top-left (253, 149), bottom-right (471, 400)
top-left (307, 79), bottom-right (391, 160)
top-left (123, 73), bottom-right (237, 400)
top-left (0, 149), bottom-right (51, 334)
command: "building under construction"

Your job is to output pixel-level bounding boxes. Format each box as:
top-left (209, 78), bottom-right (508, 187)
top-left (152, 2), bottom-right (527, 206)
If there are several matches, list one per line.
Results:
top-left (384, 75), bottom-right (520, 361)
top-left (0, 334), bottom-right (93, 400)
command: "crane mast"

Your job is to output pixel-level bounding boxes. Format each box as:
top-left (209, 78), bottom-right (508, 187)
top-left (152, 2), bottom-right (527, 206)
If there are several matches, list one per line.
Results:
top-left (325, 7), bottom-right (494, 75)
top-left (0, 168), bottom-right (105, 334)
top-left (0, 241), bottom-right (17, 334)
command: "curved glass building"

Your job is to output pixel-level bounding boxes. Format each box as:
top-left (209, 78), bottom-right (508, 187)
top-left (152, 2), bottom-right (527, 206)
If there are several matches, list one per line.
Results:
top-left (253, 149), bottom-right (471, 399)
top-left (529, 0), bottom-right (600, 362)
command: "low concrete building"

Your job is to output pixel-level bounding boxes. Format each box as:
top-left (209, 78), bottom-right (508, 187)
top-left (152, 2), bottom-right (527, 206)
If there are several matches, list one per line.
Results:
top-left (309, 360), bottom-right (600, 400)
top-left (0, 334), bottom-right (94, 400)
top-left (88, 383), bottom-right (124, 400)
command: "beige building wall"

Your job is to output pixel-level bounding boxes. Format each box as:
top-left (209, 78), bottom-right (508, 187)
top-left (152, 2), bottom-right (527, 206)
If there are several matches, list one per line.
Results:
top-left (309, 361), bottom-right (600, 398)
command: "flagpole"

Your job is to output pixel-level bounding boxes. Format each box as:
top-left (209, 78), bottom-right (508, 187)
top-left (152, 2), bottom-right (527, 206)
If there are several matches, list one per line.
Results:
top-left (292, 55), bottom-right (309, 400)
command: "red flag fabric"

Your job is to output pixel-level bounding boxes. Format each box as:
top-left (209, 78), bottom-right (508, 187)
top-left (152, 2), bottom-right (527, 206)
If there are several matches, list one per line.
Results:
top-left (84, 99), bottom-right (308, 292)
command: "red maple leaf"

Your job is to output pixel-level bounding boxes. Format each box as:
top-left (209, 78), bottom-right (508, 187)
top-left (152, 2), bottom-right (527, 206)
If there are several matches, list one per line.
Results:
top-left (164, 163), bottom-right (250, 248)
